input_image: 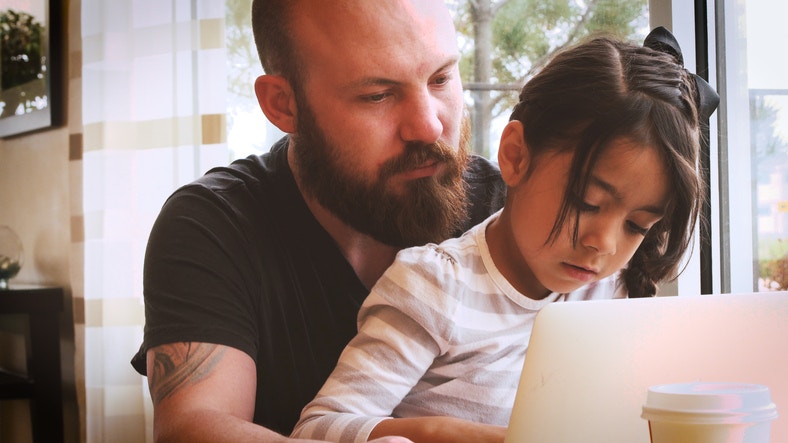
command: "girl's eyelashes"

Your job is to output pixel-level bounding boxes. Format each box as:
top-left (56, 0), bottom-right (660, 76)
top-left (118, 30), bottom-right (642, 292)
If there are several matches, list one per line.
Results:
top-left (570, 194), bottom-right (599, 213)
top-left (626, 221), bottom-right (649, 236)
top-left (577, 201), bottom-right (599, 213)
top-left (571, 192), bottom-right (652, 236)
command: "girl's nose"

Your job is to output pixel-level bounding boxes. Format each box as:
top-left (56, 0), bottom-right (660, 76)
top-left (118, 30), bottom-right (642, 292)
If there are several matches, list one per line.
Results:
top-left (580, 219), bottom-right (618, 256)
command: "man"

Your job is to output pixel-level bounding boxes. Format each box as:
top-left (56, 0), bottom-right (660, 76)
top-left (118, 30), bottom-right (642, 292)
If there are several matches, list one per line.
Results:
top-left (131, 0), bottom-right (506, 441)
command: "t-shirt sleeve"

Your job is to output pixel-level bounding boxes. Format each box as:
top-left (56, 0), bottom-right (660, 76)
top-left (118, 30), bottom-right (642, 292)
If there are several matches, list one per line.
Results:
top-left (134, 183), bottom-right (260, 373)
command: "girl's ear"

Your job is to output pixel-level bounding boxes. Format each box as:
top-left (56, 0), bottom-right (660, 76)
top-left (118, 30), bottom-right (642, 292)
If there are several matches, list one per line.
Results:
top-left (497, 120), bottom-right (530, 186)
top-left (254, 74), bottom-right (297, 133)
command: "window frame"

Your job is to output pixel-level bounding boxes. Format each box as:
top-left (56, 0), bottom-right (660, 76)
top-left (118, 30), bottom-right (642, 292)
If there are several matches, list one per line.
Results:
top-left (656, 0), bottom-right (767, 295)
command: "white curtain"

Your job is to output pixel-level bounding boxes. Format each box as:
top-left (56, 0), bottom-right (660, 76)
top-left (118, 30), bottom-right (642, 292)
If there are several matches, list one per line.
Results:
top-left (77, 0), bottom-right (228, 440)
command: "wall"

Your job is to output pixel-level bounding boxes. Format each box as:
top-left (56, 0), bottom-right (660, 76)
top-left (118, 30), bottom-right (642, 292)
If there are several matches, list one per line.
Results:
top-left (0, 0), bottom-right (80, 441)
top-left (0, 126), bottom-right (79, 443)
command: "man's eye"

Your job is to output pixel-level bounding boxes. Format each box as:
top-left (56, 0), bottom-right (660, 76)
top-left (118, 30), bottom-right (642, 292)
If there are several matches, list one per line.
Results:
top-left (364, 93), bottom-right (389, 103)
top-left (433, 74), bottom-right (450, 86)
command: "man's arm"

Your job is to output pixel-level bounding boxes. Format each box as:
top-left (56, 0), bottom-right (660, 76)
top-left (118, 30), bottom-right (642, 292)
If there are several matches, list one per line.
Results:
top-left (147, 342), bottom-right (414, 443)
top-left (147, 342), bottom-right (294, 443)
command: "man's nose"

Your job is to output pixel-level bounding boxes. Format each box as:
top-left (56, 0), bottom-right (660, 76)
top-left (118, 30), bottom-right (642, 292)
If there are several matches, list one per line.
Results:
top-left (399, 90), bottom-right (443, 144)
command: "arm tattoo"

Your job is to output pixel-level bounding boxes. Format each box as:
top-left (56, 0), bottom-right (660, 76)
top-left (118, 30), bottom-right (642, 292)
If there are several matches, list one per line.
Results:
top-left (150, 342), bottom-right (227, 404)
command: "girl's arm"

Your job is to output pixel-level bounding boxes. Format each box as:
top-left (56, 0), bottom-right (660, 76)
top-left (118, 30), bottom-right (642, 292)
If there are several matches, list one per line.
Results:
top-left (293, 246), bottom-right (502, 443)
top-left (291, 291), bottom-right (446, 442)
top-left (370, 416), bottom-right (506, 443)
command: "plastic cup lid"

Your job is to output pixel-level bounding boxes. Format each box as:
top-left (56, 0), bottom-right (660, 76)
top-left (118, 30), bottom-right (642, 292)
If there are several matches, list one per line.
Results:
top-left (641, 382), bottom-right (779, 424)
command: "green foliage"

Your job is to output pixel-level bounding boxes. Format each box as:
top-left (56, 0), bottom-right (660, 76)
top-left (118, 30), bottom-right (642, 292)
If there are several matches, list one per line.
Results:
top-left (457, 0), bottom-right (648, 119)
top-left (759, 239), bottom-right (788, 290)
top-left (226, 0), bottom-right (258, 104)
top-left (494, 0), bottom-right (566, 64)
top-left (0, 9), bottom-right (44, 90)
top-left (586, 0), bottom-right (646, 37)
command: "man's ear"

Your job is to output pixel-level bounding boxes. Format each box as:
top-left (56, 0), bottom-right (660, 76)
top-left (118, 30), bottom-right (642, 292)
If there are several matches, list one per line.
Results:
top-left (497, 120), bottom-right (530, 186)
top-left (254, 74), bottom-right (297, 133)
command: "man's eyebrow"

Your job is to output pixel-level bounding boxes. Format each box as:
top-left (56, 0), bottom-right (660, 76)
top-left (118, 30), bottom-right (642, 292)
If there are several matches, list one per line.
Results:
top-left (343, 58), bottom-right (459, 90)
top-left (589, 175), bottom-right (665, 215)
top-left (432, 58), bottom-right (460, 75)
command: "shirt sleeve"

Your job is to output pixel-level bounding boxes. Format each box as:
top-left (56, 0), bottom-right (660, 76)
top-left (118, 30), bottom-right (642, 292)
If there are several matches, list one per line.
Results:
top-left (140, 182), bottom-right (261, 363)
top-left (291, 248), bottom-right (459, 442)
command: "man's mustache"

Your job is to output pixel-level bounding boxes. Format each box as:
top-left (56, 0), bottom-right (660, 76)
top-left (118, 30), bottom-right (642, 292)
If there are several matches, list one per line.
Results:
top-left (378, 141), bottom-right (461, 178)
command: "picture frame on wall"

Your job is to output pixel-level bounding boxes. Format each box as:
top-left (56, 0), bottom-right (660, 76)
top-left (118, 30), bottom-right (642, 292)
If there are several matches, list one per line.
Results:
top-left (0, 0), bottom-right (63, 138)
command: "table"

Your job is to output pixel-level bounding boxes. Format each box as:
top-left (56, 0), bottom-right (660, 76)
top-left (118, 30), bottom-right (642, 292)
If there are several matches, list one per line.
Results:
top-left (0, 286), bottom-right (64, 443)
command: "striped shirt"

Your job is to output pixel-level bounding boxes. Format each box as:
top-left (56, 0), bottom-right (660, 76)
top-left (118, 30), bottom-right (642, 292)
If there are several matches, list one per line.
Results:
top-left (291, 212), bottom-right (626, 442)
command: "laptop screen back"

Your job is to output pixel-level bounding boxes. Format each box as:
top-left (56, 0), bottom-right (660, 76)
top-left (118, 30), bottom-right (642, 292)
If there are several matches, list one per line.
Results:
top-left (505, 292), bottom-right (788, 443)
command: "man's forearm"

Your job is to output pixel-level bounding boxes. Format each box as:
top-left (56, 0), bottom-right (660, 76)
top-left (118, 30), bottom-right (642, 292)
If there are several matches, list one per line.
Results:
top-left (154, 408), bottom-right (316, 443)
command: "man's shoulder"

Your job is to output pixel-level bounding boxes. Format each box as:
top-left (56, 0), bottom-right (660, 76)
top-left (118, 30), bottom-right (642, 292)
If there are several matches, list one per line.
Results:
top-left (465, 154), bottom-right (502, 182)
top-left (173, 137), bottom-right (291, 198)
top-left (204, 136), bottom-right (289, 184)
top-left (153, 137), bottom-right (300, 233)
top-left (461, 154), bottom-right (506, 232)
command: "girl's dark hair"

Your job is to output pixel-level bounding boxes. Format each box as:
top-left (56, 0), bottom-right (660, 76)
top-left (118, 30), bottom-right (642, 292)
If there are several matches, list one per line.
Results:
top-left (509, 35), bottom-right (705, 297)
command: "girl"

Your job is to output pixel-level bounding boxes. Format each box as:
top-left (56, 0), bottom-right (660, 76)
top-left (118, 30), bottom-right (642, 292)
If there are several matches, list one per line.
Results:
top-left (291, 27), bottom-right (719, 443)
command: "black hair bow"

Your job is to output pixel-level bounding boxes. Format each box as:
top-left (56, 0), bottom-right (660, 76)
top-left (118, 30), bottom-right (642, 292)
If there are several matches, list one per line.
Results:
top-left (643, 26), bottom-right (720, 122)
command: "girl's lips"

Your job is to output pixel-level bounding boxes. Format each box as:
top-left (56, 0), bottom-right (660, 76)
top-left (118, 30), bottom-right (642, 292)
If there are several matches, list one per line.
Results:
top-left (561, 262), bottom-right (598, 283)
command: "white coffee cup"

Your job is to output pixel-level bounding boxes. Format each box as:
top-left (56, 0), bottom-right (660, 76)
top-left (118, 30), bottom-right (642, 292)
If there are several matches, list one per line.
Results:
top-left (641, 382), bottom-right (778, 443)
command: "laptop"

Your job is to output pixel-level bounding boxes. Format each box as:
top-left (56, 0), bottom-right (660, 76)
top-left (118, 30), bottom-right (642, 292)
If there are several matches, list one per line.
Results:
top-left (504, 291), bottom-right (788, 443)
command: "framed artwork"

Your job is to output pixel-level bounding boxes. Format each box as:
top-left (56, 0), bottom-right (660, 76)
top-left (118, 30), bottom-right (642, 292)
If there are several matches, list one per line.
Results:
top-left (0, 0), bottom-right (62, 138)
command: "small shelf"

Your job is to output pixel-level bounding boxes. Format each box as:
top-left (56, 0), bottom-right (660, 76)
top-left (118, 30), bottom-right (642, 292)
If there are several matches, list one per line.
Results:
top-left (0, 368), bottom-right (34, 399)
top-left (0, 285), bottom-right (64, 442)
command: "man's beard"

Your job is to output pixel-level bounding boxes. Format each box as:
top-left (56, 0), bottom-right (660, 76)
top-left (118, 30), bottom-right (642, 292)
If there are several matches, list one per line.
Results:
top-left (291, 99), bottom-right (469, 248)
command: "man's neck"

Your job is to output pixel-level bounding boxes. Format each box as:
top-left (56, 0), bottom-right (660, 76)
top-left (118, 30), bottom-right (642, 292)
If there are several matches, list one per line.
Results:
top-left (305, 195), bottom-right (399, 290)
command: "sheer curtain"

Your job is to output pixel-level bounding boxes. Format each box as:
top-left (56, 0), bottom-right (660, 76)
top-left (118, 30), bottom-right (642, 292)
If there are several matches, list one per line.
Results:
top-left (77, 0), bottom-right (228, 440)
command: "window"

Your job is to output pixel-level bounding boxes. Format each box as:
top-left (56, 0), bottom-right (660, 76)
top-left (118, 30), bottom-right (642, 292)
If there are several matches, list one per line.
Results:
top-left (714, 0), bottom-right (788, 293)
top-left (226, 0), bottom-right (277, 159)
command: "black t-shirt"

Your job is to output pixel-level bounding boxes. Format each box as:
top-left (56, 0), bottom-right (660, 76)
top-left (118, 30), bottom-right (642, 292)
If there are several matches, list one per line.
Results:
top-left (131, 136), bottom-right (506, 434)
